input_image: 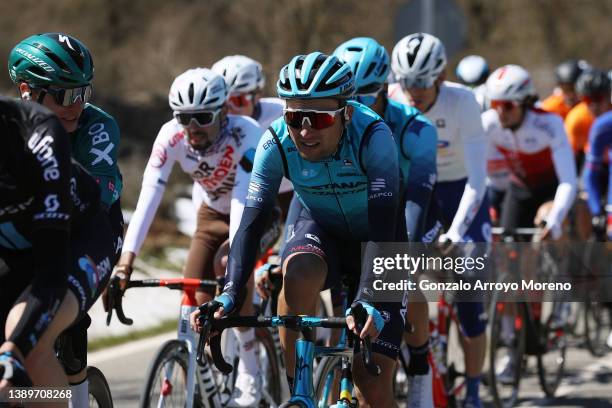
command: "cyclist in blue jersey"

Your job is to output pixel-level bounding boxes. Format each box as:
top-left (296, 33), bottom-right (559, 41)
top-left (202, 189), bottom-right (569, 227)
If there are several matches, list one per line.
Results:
top-left (8, 33), bottom-right (124, 406)
top-left (334, 36), bottom-right (439, 408)
top-left (584, 109), bottom-right (612, 241)
top-left (192, 52), bottom-right (403, 407)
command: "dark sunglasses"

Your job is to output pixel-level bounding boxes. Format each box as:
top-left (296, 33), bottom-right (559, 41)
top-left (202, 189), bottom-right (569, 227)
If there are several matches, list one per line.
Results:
top-left (283, 107), bottom-right (345, 130)
top-left (40, 85), bottom-right (93, 107)
top-left (490, 100), bottom-right (519, 111)
top-left (174, 110), bottom-right (220, 127)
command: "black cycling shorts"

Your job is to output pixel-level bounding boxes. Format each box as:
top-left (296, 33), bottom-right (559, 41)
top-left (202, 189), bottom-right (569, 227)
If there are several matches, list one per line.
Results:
top-left (501, 182), bottom-right (557, 233)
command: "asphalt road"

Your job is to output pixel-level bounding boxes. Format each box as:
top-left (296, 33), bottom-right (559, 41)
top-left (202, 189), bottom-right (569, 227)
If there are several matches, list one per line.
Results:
top-left (91, 330), bottom-right (612, 407)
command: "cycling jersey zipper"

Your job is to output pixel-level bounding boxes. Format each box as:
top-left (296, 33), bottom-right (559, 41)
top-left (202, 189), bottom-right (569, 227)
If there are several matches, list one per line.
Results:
top-left (324, 162), bottom-right (352, 235)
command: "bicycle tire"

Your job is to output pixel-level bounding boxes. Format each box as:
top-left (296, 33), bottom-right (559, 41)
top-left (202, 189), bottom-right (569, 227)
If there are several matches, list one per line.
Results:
top-left (536, 309), bottom-right (567, 397)
top-left (313, 355), bottom-right (343, 408)
top-left (442, 311), bottom-right (458, 408)
top-left (88, 366), bottom-right (114, 408)
top-left (487, 300), bottom-right (526, 408)
top-left (256, 327), bottom-right (283, 406)
top-left (139, 339), bottom-right (201, 408)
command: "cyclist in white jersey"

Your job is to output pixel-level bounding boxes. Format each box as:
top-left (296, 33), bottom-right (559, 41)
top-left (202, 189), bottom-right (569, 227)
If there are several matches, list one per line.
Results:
top-left (389, 33), bottom-right (489, 408)
top-left (114, 68), bottom-right (269, 407)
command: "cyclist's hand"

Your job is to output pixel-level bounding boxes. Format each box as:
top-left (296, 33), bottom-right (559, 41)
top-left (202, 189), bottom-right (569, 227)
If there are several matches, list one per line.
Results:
top-left (537, 220), bottom-right (560, 241)
top-left (102, 264), bottom-right (132, 312)
top-left (190, 293), bottom-right (234, 332)
top-left (345, 301), bottom-right (385, 341)
top-left (255, 263), bottom-right (280, 299)
top-left (437, 232), bottom-right (460, 256)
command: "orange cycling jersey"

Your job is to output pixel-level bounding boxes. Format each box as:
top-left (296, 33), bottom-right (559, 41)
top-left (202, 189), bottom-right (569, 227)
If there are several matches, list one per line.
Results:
top-left (541, 93), bottom-right (572, 120)
top-left (565, 101), bottom-right (594, 154)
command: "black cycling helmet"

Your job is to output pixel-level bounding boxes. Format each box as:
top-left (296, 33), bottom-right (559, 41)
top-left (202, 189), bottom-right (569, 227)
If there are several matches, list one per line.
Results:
top-left (555, 59), bottom-right (590, 85)
top-left (576, 69), bottom-right (611, 97)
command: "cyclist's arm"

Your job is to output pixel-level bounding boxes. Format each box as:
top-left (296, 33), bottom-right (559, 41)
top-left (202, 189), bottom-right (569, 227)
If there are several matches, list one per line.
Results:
top-left (401, 117), bottom-right (437, 241)
top-left (9, 115), bottom-right (72, 355)
top-left (121, 131), bottom-right (177, 257)
top-left (446, 95), bottom-right (487, 242)
top-left (356, 121), bottom-right (400, 304)
top-left (224, 129), bottom-right (283, 303)
top-left (80, 117), bottom-right (122, 208)
top-left (583, 119), bottom-right (612, 215)
top-left (544, 116), bottom-right (578, 230)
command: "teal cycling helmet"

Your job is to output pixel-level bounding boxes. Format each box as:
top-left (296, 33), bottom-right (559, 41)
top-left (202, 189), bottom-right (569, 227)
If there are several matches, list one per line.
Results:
top-left (277, 52), bottom-right (355, 99)
top-left (333, 37), bottom-right (390, 94)
top-left (8, 33), bottom-right (94, 88)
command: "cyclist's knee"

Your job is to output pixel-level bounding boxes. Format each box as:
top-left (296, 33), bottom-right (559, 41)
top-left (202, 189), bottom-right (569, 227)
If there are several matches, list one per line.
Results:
top-left (456, 302), bottom-right (487, 338)
top-left (282, 253), bottom-right (326, 295)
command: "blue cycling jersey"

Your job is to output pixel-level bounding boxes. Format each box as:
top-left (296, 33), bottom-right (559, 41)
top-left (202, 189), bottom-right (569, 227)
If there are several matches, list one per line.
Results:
top-left (384, 98), bottom-right (437, 241)
top-left (584, 110), bottom-right (612, 216)
top-left (224, 101), bottom-right (400, 304)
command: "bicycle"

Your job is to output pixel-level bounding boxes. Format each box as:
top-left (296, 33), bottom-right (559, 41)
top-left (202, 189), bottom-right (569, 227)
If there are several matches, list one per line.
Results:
top-left (105, 276), bottom-right (282, 407)
top-left (197, 301), bottom-right (379, 408)
top-left (487, 227), bottom-right (569, 408)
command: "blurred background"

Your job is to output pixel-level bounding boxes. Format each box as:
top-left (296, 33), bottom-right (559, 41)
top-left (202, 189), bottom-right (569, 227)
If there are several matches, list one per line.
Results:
top-left (2, 0), bottom-right (611, 251)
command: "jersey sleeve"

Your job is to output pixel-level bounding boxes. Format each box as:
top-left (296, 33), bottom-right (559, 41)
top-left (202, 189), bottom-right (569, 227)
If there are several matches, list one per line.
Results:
top-left (79, 115), bottom-right (122, 208)
top-left (401, 116), bottom-right (437, 241)
top-left (122, 125), bottom-right (178, 255)
top-left (245, 127), bottom-right (285, 209)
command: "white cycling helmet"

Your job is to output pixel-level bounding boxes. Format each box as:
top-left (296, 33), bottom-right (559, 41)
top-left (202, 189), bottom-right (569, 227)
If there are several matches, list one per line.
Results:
top-left (168, 68), bottom-right (227, 112)
top-left (391, 33), bottom-right (447, 88)
top-left (212, 55), bottom-right (264, 94)
top-left (486, 64), bottom-right (536, 101)
top-left (456, 55), bottom-right (489, 86)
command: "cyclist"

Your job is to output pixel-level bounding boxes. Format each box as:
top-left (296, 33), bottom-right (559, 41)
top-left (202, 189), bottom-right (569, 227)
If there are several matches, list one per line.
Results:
top-left (542, 59), bottom-right (590, 120)
top-left (483, 65), bottom-right (577, 378)
top-left (8, 32), bottom-right (124, 406)
top-left (193, 51), bottom-right (404, 407)
top-left (455, 54), bottom-right (490, 111)
top-left (115, 68), bottom-right (276, 406)
top-left (565, 69), bottom-right (612, 171)
top-left (389, 33), bottom-right (490, 408)
top-left (0, 98), bottom-right (113, 406)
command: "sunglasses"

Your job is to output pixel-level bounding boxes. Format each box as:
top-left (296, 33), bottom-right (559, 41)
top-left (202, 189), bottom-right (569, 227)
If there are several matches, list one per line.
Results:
top-left (283, 107), bottom-right (345, 130)
top-left (399, 76), bottom-right (436, 90)
top-left (582, 94), bottom-right (609, 104)
top-left (174, 109), bottom-right (221, 127)
top-left (228, 93), bottom-right (255, 108)
top-left (41, 85), bottom-right (93, 107)
top-left (490, 100), bottom-right (520, 111)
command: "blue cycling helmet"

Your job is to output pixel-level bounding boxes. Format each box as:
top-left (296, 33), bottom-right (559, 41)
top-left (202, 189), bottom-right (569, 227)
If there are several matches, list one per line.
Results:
top-left (333, 37), bottom-right (390, 94)
top-left (277, 52), bottom-right (355, 99)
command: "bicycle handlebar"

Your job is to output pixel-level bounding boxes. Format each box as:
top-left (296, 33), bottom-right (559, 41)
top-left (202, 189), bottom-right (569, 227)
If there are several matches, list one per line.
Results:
top-left (105, 276), bottom-right (218, 326)
top-left (196, 302), bottom-right (381, 376)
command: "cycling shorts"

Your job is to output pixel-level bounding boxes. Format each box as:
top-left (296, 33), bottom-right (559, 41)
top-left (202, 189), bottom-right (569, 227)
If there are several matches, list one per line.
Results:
top-left (500, 182), bottom-right (557, 232)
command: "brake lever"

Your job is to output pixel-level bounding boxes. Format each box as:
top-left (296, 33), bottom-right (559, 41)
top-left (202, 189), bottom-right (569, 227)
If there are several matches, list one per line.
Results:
top-left (350, 303), bottom-right (381, 376)
top-left (106, 275), bottom-right (133, 326)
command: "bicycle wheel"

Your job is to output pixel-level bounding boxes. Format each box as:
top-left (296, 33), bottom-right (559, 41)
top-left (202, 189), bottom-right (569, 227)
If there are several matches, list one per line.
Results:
top-left (88, 366), bottom-right (114, 408)
top-left (584, 300), bottom-right (612, 357)
top-left (487, 301), bottom-right (526, 408)
top-left (256, 327), bottom-right (283, 407)
top-left (536, 304), bottom-right (567, 398)
top-left (140, 339), bottom-right (198, 408)
top-left (313, 355), bottom-right (343, 408)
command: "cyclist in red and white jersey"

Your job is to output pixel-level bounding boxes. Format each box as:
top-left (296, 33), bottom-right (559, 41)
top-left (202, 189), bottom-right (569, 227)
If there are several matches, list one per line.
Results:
top-left (114, 68), bottom-right (270, 406)
top-left (483, 65), bottom-right (577, 241)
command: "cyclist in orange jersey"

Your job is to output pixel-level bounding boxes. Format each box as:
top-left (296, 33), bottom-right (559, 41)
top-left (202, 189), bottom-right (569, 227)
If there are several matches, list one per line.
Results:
top-left (542, 60), bottom-right (590, 119)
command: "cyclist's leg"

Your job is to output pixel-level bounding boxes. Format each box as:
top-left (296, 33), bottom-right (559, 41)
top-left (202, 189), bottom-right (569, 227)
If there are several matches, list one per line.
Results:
top-left (184, 203), bottom-right (230, 305)
top-left (278, 203), bottom-right (336, 390)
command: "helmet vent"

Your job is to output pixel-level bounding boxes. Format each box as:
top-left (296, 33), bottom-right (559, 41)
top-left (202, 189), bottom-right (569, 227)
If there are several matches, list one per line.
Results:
top-left (46, 52), bottom-right (72, 74)
top-left (364, 62), bottom-right (377, 78)
top-left (32, 42), bottom-right (51, 53)
top-left (198, 88), bottom-right (208, 105)
top-left (26, 66), bottom-right (47, 78)
top-left (188, 83), bottom-right (195, 103)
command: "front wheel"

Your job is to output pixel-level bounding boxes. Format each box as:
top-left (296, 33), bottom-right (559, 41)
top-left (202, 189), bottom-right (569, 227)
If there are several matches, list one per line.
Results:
top-left (139, 339), bottom-right (196, 408)
top-left (88, 366), bottom-right (113, 408)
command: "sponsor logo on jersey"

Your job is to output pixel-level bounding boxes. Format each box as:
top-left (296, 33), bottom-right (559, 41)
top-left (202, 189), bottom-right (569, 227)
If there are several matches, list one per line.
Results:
top-left (68, 275), bottom-right (87, 311)
top-left (149, 145), bottom-right (168, 168)
top-left (305, 233), bottom-right (321, 244)
top-left (230, 127), bottom-right (245, 147)
top-left (262, 138), bottom-right (277, 150)
top-left (88, 123), bottom-right (115, 165)
top-left (288, 244), bottom-right (325, 257)
top-left (197, 145), bottom-right (236, 190)
top-left (28, 132), bottom-right (60, 181)
top-left (78, 255), bottom-right (111, 296)
top-left (381, 310), bottom-right (391, 323)
top-left (437, 140), bottom-right (450, 149)
top-left (343, 159), bottom-right (354, 167)
top-left (0, 197), bottom-right (34, 216)
top-left (370, 178), bottom-right (386, 191)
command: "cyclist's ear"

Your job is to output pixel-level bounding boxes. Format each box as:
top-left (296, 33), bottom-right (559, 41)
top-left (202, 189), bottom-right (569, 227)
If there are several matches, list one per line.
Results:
top-left (18, 82), bottom-right (32, 101)
top-left (344, 105), bottom-right (354, 123)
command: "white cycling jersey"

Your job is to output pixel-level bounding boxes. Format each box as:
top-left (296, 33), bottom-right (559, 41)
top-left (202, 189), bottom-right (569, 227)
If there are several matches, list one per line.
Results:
top-left (388, 81), bottom-right (487, 241)
top-left (123, 115), bottom-right (259, 255)
top-left (482, 108), bottom-right (577, 234)
top-left (254, 97), bottom-right (284, 129)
